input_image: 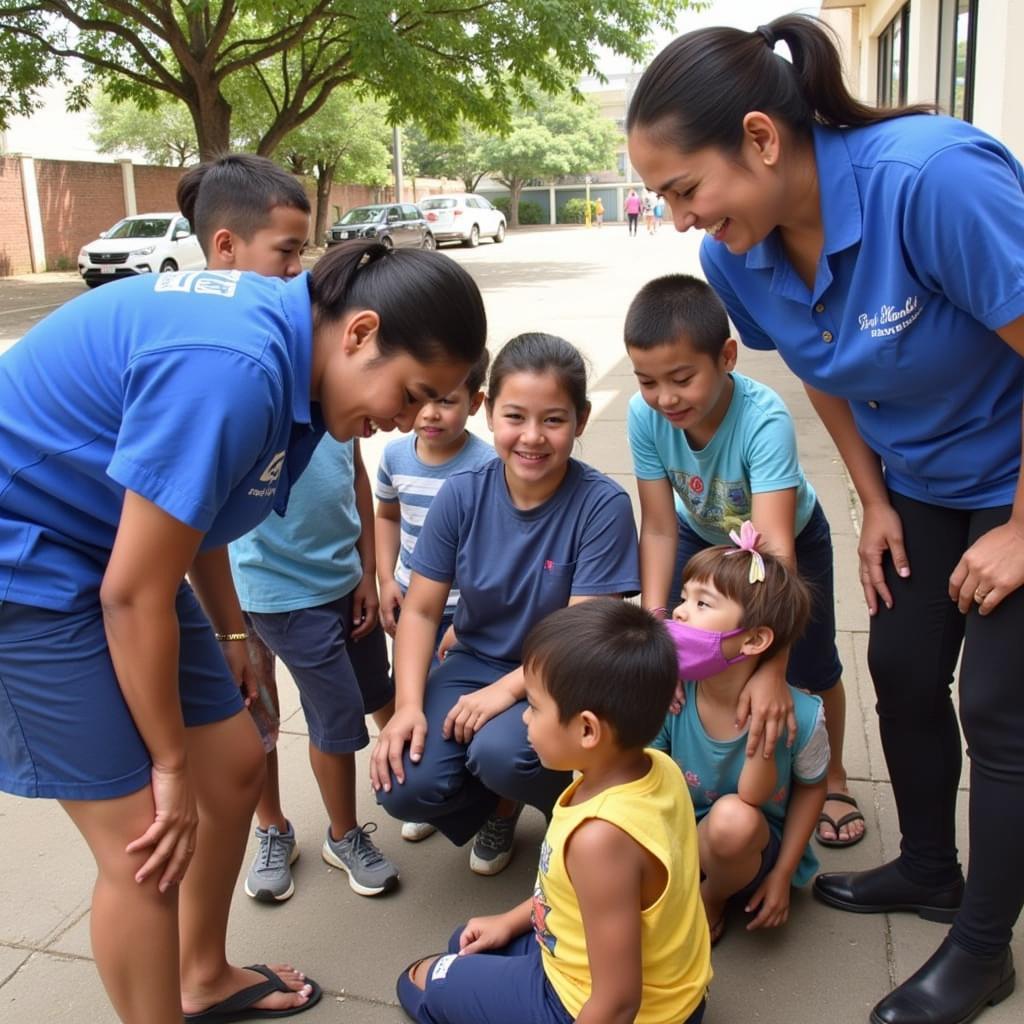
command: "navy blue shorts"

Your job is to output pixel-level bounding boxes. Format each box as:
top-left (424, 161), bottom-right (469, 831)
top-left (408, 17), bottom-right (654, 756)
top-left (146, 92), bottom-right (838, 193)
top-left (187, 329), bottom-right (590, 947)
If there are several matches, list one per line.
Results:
top-left (247, 592), bottom-right (393, 754)
top-left (398, 925), bottom-right (707, 1024)
top-left (671, 501), bottom-right (843, 692)
top-left (0, 586), bottom-right (244, 801)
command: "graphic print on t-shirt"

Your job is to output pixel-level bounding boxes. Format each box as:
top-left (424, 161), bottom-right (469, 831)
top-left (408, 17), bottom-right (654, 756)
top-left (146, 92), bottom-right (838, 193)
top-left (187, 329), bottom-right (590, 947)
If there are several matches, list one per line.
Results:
top-left (531, 839), bottom-right (557, 954)
top-left (668, 470), bottom-right (750, 537)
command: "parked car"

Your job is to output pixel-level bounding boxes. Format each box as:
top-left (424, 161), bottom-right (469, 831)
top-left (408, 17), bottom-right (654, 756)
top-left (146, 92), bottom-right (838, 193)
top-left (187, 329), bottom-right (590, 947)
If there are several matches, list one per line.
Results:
top-left (419, 194), bottom-right (506, 247)
top-left (325, 203), bottom-right (435, 249)
top-left (78, 213), bottom-right (205, 287)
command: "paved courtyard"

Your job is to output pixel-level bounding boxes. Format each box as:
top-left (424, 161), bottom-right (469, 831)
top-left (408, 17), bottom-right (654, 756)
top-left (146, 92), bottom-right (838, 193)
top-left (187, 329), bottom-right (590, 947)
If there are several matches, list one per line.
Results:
top-left (0, 227), bottom-right (1019, 1023)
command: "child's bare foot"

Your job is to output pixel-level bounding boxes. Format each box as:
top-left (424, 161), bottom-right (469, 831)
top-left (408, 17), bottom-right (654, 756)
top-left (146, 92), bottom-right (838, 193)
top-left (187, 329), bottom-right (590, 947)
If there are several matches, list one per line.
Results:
top-left (816, 789), bottom-right (866, 847)
top-left (700, 880), bottom-right (727, 947)
top-left (181, 963), bottom-right (318, 1019)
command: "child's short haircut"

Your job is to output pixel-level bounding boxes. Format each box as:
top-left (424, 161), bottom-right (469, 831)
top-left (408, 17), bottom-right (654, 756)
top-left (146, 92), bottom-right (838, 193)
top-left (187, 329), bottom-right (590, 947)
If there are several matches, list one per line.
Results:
top-left (683, 546), bottom-right (812, 660)
top-left (624, 273), bottom-right (730, 357)
top-left (487, 332), bottom-right (590, 418)
top-left (522, 599), bottom-right (677, 748)
top-left (464, 347), bottom-right (490, 395)
top-left (176, 153), bottom-right (311, 254)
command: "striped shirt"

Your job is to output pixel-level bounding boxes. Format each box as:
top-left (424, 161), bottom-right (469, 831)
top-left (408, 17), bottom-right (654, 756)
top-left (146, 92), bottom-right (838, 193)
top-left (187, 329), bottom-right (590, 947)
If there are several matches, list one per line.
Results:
top-left (375, 432), bottom-right (494, 611)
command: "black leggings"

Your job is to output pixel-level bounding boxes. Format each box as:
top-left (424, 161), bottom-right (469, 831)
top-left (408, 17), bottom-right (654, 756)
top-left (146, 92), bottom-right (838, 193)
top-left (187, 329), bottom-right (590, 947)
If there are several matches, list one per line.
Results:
top-left (868, 491), bottom-right (1024, 955)
top-left (627, 213), bottom-right (639, 235)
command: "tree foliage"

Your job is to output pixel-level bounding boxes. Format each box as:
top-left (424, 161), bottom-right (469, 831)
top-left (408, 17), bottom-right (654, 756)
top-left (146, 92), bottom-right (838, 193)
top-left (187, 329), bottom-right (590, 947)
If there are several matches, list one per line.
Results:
top-left (0, 1), bottom-right (688, 157)
top-left (481, 90), bottom-right (618, 227)
top-left (90, 92), bottom-right (199, 166)
top-left (403, 122), bottom-right (490, 193)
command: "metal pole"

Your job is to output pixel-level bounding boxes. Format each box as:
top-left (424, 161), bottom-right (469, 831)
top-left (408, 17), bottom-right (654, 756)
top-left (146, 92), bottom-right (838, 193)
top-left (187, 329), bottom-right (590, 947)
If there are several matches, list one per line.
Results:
top-left (392, 125), bottom-right (404, 202)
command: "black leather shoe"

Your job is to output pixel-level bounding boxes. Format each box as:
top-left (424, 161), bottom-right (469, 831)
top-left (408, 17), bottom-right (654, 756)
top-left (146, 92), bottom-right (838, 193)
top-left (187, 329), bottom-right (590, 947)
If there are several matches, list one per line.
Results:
top-left (813, 859), bottom-right (964, 922)
top-left (870, 938), bottom-right (1014, 1024)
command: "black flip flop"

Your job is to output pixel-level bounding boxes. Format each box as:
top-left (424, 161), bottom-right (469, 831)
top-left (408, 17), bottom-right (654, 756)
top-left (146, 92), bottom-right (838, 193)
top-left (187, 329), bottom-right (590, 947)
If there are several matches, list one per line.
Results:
top-left (816, 792), bottom-right (867, 848)
top-left (183, 964), bottom-right (323, 1023)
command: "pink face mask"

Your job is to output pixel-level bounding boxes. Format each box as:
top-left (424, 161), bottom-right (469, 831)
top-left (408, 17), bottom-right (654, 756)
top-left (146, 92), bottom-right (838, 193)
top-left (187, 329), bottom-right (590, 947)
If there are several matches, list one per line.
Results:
top-left (664, 619), bottom-right (751, 681)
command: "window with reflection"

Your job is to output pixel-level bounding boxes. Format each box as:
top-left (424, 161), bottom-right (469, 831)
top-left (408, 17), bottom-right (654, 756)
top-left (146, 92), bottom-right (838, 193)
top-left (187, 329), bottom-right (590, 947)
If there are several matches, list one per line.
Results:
top-left (936, 0), bottom-right (978, 121)
top-left (877, 3), bottom-right (911, 107)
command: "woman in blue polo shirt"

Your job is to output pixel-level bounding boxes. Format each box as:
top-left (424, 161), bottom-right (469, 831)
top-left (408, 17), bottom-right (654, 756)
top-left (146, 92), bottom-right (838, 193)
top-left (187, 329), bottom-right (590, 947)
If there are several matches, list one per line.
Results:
top-left (0, 240), bottom-right (486, 1024)
top-left (626, 15), bottom-right (1024, 1024)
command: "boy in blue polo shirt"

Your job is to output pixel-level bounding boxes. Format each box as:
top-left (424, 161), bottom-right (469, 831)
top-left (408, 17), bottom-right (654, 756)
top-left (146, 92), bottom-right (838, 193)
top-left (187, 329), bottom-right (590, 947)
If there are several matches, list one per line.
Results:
top-left (624, 274), bottom-right (862, 847)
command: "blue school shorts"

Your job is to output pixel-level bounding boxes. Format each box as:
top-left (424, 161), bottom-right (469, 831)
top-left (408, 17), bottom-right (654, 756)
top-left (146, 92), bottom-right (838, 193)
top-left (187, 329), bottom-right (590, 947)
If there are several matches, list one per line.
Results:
top-left (399, 925), bottom-right (707, 1024)
top-left (246, 591), bottom-right (393, 754)
top-left (671, 501), bottom-right (843, 692)
top-left (0, 585), bottom-right (244, 801)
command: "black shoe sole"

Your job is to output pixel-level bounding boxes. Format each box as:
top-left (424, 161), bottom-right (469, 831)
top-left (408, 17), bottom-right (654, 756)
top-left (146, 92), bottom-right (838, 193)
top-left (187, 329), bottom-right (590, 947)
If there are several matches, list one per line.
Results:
top-left (869, 971), bottom-right (1015, 1024)
top-left (814, 887), bottom-right (960, 923)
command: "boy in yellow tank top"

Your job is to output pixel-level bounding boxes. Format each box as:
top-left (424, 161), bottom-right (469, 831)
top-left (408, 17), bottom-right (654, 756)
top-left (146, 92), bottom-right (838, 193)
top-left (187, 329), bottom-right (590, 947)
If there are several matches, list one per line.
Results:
top-left (396, 599), bottom-right (712, 1024)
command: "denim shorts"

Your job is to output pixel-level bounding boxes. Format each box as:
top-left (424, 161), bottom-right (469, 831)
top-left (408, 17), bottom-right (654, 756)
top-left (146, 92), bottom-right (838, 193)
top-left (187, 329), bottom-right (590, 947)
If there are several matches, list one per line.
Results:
top-left (671, 501), bottom-right (843, 692)
top-left (0, 585), bottom-right (243, 801)
top-left (247, 592), bottom-right (393, 754)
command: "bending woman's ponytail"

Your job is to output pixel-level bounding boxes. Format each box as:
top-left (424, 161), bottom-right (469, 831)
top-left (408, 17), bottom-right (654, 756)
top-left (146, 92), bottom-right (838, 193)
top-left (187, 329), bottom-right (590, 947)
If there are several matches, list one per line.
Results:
top-left (627, 14), bottom-right (933, 154)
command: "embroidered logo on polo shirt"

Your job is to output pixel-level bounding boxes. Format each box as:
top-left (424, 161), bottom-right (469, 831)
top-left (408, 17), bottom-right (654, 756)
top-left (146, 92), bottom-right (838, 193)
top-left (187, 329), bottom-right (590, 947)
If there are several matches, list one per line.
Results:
top-left (857, 295), bottom-right (922, 338)
top-left (248, 451), bottom-right (286, 498)
top-left (154, 269), bottom-right (241, 297)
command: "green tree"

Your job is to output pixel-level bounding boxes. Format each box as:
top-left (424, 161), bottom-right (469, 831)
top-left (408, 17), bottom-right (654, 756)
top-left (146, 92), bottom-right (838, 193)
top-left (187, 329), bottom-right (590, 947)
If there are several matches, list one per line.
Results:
top-left (481, 90), bottom-right (618, 227)
top-left (403, 122), bottom-right (490, 193)
top-left (0, 1), bottom-right (689, 158)
top-left (277, 89), bottom-right (392, 244)
top-left (90, 92), bottom-right (198, 166)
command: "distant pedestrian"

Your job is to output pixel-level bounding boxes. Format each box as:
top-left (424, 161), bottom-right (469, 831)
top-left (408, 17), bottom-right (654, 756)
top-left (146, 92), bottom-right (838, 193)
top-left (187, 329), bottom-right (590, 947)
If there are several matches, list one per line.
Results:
top-left (654, 195), bottom-right (666, 229)
top-left (644, 192), bottom-right (656, 234)
top-left (594, 197), bottom-right (605, 227)
top-left (625, 189), bottom-right (641, 235)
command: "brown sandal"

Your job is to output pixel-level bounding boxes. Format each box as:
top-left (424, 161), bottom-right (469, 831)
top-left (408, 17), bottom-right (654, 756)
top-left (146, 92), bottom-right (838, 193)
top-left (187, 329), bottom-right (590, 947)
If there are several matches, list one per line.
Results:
top-left (816, 792), bottom-right (867, 848)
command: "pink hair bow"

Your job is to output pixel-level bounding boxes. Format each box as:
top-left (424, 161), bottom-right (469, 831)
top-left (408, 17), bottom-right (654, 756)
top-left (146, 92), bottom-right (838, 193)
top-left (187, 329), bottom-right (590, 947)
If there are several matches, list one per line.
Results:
top-left (727, 520), bottom-right (766, 584)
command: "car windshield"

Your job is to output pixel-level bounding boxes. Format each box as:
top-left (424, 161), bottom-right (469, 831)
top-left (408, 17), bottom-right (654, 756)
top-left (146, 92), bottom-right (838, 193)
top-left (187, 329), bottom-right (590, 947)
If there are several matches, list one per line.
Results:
top-left (420, 198), bottom-right (457, 210)
top-left (106, 218), bottom-right (171, 239)
top-left (338, 207), bottom-right (385, 225)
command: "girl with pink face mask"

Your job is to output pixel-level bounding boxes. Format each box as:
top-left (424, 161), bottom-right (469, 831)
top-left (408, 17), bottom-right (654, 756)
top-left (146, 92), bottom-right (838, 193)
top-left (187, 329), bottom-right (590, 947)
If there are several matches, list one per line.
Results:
top-left (652, 524), bottom-right (828, 946)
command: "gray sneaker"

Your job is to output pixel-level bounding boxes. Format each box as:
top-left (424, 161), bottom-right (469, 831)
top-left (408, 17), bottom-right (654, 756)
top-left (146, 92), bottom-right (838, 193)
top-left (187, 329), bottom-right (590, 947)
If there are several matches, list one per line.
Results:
top-left (321, 822), bottom-right (399, 896)
top-left (469, 803), bottom-right (524, 876)
top-left (244, 822), bottom-right (299, 902)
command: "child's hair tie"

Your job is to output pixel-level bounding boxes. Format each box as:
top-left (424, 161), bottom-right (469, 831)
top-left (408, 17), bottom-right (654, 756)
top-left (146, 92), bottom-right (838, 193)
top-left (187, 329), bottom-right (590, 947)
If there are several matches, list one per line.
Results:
top-left (726, 520), bottom-right (766, 584)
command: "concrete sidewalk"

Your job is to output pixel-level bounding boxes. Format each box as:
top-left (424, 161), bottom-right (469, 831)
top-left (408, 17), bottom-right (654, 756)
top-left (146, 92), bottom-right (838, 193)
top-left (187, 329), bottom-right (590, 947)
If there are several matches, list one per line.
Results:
top-left (0, 227), bottom-right (1019, 1023)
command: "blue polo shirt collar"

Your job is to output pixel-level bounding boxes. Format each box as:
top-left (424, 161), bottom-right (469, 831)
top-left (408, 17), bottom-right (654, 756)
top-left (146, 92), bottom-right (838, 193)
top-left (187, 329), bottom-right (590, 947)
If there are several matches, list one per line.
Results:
top-left (280, 272), bottom-right (315, 425)
top-left (744, 125), bottom-right (862, 301)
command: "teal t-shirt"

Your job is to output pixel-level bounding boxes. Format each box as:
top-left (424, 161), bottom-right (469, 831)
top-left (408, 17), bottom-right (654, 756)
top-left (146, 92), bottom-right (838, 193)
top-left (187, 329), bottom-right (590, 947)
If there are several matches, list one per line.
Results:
top-left (627, 373), bottom-right (817, 546)
top-left (652, 683), bottom-right (829, 887)
top-left (229, 435), bottom-right (362, 613)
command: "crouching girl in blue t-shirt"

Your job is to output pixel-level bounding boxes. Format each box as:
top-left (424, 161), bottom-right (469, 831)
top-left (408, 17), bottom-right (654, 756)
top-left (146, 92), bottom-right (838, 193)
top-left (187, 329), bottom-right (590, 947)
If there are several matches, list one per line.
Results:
top-left (654, 525), bottom-right (829, 945)
top-left (370, 333), bottom-right (641, 875)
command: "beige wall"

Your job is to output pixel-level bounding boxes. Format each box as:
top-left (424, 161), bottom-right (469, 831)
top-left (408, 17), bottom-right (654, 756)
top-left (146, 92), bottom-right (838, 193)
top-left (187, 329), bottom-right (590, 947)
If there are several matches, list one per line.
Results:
top-left (820, 0), bottom-right (1023, 157)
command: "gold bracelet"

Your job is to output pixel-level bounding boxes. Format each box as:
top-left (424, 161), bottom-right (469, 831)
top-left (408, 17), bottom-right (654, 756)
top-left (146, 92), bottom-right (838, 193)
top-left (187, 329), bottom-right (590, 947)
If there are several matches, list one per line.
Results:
top-left (214, 631), bottom-right (249, 642)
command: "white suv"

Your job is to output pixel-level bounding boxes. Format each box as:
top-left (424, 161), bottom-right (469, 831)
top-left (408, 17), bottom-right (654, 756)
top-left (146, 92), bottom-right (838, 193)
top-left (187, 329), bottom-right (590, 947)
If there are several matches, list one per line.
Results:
top-left (78, 212), bottom-right (206, 287)
top-left (420, 194), bottom-right (506, 248)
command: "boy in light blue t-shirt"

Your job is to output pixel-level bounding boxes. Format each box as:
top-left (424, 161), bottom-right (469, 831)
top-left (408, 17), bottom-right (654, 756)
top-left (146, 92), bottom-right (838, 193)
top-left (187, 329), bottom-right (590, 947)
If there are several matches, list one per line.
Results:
top-left (375, 351), bottom-right (494, 647)
top-left (625, 274), bottom-right (862, 849)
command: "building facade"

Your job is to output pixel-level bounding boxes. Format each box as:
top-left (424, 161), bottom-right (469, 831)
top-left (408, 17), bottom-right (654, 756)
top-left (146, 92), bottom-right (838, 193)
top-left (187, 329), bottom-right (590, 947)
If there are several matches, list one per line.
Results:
top-left (820, 0), bottom-right (1023, 157)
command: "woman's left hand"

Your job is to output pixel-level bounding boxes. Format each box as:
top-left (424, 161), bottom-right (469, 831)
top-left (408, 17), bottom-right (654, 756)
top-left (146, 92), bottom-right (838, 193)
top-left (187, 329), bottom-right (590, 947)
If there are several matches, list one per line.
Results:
top-left (737, 659), bottom-right (795, 758)
top-left (442, 682), bottom-right (518, 744)
top-left (220, 638), bottom-right (257, 705)
top-left (949, 519), bottom-right (1024, 615)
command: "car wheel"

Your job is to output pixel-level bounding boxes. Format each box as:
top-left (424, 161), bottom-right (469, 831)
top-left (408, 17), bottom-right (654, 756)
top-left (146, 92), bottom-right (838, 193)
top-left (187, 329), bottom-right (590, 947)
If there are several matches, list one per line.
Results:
top-left (463, 224), bottom-right (480, 248)
top-left (422, 232), bottom-right (437, 250)
top-left (160, 259), bottom-right (177, 272)
top-left (494, 222), bottom-right (506, 244)
top-left (381, 235), bottom-right (394, 251)
top-left (84, 279), bottom-right (102, 289)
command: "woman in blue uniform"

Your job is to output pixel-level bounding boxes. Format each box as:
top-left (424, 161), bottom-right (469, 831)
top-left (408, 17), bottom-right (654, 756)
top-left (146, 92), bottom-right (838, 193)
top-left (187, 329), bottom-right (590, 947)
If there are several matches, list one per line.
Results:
top-left (0, 240), bottom-right (486, 1023)
top-left (626, 15), bottom-right (1024, 1024)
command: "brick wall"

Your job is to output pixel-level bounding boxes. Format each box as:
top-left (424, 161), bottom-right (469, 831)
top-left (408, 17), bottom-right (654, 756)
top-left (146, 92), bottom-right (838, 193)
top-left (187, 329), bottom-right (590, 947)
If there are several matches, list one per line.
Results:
top-left (0, 155), bottom-right (459, 276)
top-left (35, 159), bottom-right (125, 269)
top-left (134, 164), bottom-right (188, 217)
top-left (0, 159), bottom-right (32, 276)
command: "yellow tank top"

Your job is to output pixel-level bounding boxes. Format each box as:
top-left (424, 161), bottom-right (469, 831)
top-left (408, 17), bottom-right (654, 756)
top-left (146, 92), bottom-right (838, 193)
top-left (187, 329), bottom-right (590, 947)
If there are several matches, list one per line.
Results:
top-left (532, 749), bottom-right (711, 1023)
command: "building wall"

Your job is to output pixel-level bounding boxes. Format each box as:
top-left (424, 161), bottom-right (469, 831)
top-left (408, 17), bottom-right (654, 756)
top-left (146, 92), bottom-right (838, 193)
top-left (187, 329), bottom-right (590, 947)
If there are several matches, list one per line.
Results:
top-left (34, 159), bottom-right (125, 269)
top-left (133, 164), bottom-right (187, 217)
top-left (821, 0), bottom-right (1022, 157)
top-left (0, 159), bottom-right (33, 276)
